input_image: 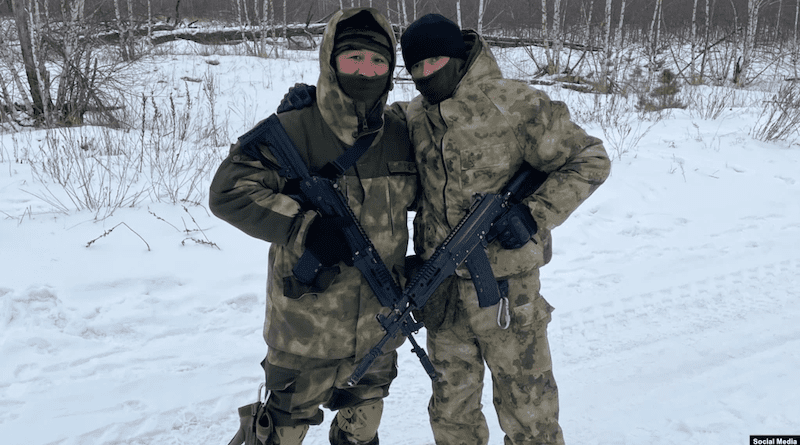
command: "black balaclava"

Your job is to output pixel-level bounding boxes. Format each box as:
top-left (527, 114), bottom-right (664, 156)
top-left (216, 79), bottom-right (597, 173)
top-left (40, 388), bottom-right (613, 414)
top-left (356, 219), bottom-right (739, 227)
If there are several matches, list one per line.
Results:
top-left (332, 11), bottom-right (394, 111)
top-left (401, 13), bottom-right (469, 104)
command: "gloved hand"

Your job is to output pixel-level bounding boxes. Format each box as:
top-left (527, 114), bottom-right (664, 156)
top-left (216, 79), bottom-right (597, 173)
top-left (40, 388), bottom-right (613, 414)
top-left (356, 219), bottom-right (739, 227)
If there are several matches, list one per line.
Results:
top-left (304, 215), bottom-right (354, 267)
top-left (488, 202), bottom-right (538, 250)
top-left (277, 83), bottom-right (317, 113)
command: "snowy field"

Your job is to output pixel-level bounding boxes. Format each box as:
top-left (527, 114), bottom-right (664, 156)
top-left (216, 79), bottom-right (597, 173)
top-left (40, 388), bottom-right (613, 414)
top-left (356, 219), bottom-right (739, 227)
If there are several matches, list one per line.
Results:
top-left (1, 41), bottom-right (799, 445)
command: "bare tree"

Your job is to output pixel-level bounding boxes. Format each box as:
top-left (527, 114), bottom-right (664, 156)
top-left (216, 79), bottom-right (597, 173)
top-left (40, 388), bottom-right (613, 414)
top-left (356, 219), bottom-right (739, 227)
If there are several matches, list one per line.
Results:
top-left (738, 0), bottom-right (764, 85)
top-left (112, 0), bottom-right (130, 60)
top-left (542, 0), bottom-right (552, 71)
top-left (397, 0), bottom-right (407, 26)
top-left (602, 0), bottom-right (613, 87)
top-left (794, 0), bottom-right (799, 77)
top-left (477, 0), bottom-right (485, 34)
top-left (648, 0), bottom-right (663, 83)
top-left (552, 0), bottom-right (563, 74)
top-left (11, 0), bottom-right (49, 120)
top-left (613, 0), bottom-right (627, 83)
top-left (690, 0), bottom-right (699, 80)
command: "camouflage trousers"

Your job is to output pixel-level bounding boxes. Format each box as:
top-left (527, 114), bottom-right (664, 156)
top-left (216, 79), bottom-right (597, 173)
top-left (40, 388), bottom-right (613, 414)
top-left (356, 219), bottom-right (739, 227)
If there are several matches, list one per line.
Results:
top-left (427, 268), bottom-right (565, 445)
top-left (261, 347), bottom-right (397, 428)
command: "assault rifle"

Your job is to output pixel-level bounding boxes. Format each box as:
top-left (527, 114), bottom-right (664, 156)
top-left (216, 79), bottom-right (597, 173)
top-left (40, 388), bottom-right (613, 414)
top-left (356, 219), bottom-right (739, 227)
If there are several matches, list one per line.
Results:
top-left (238, 114), bottom-right (402, 307)
top-left (347, 162), bottom-right (547, 386)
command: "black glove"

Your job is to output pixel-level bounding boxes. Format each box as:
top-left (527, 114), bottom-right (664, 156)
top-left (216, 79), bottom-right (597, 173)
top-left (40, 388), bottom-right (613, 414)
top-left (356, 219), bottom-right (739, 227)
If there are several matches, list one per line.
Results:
top-left (304, 216), bottom-right (354, 267)
top-left (488, 202), bottom-right (538, 250)
top-left (277, 83), bottom-right (317, 113)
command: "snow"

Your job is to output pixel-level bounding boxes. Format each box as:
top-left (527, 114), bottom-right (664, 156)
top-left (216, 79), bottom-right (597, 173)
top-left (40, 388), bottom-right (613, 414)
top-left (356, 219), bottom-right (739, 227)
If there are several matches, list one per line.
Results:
top-left (2, 43), bottom-right (799, 445)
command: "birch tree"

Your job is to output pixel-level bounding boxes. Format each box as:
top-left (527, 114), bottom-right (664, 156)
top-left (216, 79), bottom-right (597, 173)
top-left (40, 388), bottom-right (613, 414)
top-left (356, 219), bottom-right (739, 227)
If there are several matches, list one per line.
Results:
top-left (477, 0), bottom-right (486, 35)
top-left (738, 0), bottom-right (763, 85)
top-left (613, 0), bottom-right (627, 83)
top-left (794, 0), bottom-right (799, 77)
top-left (648, 0), bottom-right (663, 84)
top-left (113, 0), bottom-right (129, 60)
top-left (699, 0), bottom-right (711, 81)
top-left (552, 0), bottom-right (563, 74)
top-left (691, 0), bottom-right (699, 80)
top-left (11, 0), bottom-right (49, 119)
top-left (602, 0), bottom-right (613, 88)
top-left (542, 0), bottom-right (553, 72)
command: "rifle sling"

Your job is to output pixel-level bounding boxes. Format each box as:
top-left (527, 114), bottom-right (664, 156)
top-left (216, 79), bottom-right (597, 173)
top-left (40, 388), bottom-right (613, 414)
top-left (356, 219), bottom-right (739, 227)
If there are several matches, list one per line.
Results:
top-left (239, 114), bottom-right (378, 179)
top-left (238, 114), bottom-right (397, 305)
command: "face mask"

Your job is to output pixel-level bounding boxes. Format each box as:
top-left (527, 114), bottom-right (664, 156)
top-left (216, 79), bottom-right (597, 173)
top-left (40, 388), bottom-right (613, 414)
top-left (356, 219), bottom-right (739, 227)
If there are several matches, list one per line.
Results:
top-left (337, 72), bottom-right (389, 109)
top-left (413, 58), bottom-right (466, 105)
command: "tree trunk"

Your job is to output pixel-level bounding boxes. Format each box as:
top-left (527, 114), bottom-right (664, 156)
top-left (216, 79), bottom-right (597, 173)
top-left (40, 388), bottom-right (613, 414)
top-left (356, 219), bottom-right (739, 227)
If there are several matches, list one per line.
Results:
top-left (113, 0), bottom-right (129, 60)
top-left (542, 0), bottom-right (552, 72)
top-left (127, 0), bottom-right (134, 56)
top-left (11, 0), bottom-right (48, 118)
top-left (648, 0), bottom-right (663, 85)
top-left (614, 0), bottom-right (627, 82)
top-left (794, 0), bottom-right (799, 77)
top-left (691, 0), bottom-right (698, 80)
top-left (583, 0), bottom-right (595, 51)
top-left (602, 0), bottom-right (613, 87)
top-left (477, 0), bottom-right (485, 35)
top-left (700, 0), bottom-right (710, 81)
top-left (553, 0), bottom-right (563, 74)
top-left (739, 0), bottom-right (762, 85)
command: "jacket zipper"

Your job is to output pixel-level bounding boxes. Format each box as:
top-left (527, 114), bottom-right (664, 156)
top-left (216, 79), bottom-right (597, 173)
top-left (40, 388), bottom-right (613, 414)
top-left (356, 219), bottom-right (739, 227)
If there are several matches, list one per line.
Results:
top-left (438, 114), bottom-right (451, 230)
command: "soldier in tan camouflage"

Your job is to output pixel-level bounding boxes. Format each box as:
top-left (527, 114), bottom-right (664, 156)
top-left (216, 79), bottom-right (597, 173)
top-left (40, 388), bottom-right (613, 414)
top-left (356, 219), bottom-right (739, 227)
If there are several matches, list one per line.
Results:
top-left (209, 8), bottom-right (417, 445)
top-left (399, 14), bottom-right (611, 445)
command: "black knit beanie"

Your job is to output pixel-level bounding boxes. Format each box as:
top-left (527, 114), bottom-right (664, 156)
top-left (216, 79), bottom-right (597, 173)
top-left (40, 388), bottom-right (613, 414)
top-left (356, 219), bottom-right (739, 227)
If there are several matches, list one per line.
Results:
top-left (401, 14), bottom-right (468, 70)
top-left (333, 10), bottom-right (394, 63)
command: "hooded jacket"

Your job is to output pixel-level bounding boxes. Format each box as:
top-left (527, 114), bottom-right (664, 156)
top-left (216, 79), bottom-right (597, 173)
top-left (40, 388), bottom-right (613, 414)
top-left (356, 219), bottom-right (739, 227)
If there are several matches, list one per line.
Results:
top-left (406, 31), bottom-right (610, 279)
top-left (209, 8), bottom-right (416, 360)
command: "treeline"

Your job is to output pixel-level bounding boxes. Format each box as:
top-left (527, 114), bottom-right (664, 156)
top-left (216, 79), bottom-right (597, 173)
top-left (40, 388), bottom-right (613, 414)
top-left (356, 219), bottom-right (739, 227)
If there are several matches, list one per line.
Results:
top-left (0, 0), bottom-right (796, 40)
top-left (2, 0), bottom-right (798, 128)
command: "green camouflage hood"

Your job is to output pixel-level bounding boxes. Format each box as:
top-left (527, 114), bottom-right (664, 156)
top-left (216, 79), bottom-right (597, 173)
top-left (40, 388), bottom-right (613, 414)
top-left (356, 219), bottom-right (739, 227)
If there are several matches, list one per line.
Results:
top-left (317, 8), bottom-right (397, 146)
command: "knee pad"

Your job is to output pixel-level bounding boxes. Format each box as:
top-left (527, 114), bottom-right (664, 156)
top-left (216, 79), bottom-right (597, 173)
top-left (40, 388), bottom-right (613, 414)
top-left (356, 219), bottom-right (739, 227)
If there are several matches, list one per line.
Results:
top-left (329, 399), bottom-right (383, 444)
top-left (273, 424), bottom-right (309, 445)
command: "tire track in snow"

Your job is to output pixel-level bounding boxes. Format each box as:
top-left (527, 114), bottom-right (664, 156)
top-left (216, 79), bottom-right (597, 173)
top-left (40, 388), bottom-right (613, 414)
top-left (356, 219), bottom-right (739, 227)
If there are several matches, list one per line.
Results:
top-left (551, 259), bottom-right (800, 443)
top-left (550, 259), bottom-right (800, 367)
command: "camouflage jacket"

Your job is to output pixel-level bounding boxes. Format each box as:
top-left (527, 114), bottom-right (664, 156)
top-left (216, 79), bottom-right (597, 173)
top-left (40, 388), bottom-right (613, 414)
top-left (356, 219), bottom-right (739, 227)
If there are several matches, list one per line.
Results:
top-left (407, 31), bottom-right (611, 278)
top-left (209, 8), bottom-right (416, 360)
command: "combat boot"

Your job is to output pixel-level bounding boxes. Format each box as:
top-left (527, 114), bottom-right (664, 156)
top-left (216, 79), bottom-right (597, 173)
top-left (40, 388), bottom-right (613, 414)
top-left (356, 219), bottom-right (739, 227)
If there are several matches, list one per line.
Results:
top-left (328, 399), bottom-right (382, 445)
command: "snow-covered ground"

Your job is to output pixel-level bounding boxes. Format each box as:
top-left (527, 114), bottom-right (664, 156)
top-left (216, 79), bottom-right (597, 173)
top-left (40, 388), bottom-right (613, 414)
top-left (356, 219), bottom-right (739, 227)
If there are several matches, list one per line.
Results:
top-left (1, 43), bottom-right (799, 445)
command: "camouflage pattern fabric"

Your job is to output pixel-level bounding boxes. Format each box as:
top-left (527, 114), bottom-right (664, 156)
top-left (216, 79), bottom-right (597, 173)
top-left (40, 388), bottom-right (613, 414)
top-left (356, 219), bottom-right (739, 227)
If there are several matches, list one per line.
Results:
top-left (208, 7), bottom-right (416, 362)
top-left (404, 30), bottom-right (610, 445)
top-left (427, 270), bottom-right (564, 445)
top-left (262, 348), bottom-right (397, 428)
top-left (406, 31), bottom-right (610, 280)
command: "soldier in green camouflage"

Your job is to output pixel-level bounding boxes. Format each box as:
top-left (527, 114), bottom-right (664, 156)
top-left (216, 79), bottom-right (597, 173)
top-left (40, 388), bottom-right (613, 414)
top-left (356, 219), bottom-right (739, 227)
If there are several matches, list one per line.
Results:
top-left (209, 8), bottom-right (417, 445)
top-left (399, 14), bottom-right (611, 445)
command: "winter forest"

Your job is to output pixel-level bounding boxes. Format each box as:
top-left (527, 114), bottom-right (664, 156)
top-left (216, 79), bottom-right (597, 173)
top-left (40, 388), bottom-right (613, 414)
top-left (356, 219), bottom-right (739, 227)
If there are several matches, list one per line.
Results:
top-left (3, 0), bottom-right (800, 129)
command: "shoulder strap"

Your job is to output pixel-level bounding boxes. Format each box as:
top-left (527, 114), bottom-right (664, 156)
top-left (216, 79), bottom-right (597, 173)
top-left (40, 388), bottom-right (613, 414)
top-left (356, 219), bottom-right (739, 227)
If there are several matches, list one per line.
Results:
top-left (317, 131), bottom-right (378, 179)
top-left (238, 114), bottom-right (378, 180)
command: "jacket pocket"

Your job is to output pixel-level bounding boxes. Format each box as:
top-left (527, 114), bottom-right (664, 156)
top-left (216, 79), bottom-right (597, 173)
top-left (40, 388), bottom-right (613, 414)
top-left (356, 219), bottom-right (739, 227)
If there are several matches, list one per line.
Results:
top-left (459, 143), bottom-right (511, 171)
top-left (512, 293), bottom-right (555, 327)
